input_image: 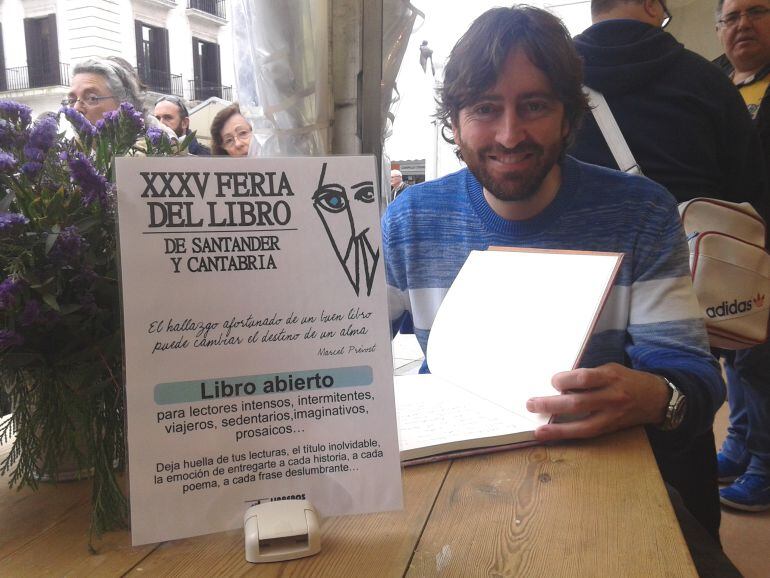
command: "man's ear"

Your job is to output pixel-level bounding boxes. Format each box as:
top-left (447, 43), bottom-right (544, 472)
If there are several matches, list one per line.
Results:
top-left (642, 0), bottom-right (659, 20)
top-left (181, 117), bottom-right (190, 133)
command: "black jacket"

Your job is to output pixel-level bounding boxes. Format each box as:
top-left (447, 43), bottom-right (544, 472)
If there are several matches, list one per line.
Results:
top-left (570, 20), bottom-right (768, 225)
top-left (186, 134), bottom-right (211, 156)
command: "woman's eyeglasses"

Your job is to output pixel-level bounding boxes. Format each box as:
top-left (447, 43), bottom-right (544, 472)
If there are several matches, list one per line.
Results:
top-left (61, 95), bottom-right (117, 107)
top-left (222, 127), bottom-right (253, 149)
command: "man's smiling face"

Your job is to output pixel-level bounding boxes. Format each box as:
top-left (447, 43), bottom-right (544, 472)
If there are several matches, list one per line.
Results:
top-left (452, 48), bottom-right (568, 205)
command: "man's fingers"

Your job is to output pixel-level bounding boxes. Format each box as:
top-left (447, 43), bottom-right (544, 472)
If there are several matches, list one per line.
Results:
top-left (526, 390), bottom-right (603, 415)
top-left (533, 415), bottom-right (614, 442)
top-left (551, 367), bottom-right (611, 392)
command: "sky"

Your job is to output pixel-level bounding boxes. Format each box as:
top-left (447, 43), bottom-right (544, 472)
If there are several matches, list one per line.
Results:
top-left (385, 1), bottom-right (592, 163)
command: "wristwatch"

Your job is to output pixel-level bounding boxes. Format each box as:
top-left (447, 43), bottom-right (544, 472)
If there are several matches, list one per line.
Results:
top-left (656, 376), bottom-right (687, 431)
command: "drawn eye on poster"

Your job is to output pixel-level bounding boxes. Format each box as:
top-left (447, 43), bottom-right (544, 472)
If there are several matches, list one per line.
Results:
top-left (312, 162), bottom-right (379, 296)
top-left (115, 155), bottom-right (401, 546)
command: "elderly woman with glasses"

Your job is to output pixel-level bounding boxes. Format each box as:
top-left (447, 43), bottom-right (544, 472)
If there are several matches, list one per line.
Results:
top-left (63, 56), bottom-right (180, 152)
top-left (64, 56), bottom-right (146, 125)
top-left (210, 103), bottom-right (253, 157)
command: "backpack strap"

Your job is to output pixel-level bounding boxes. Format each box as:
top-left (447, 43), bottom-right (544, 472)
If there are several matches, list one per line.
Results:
top-left (584, 87), bottom-right (643, 176)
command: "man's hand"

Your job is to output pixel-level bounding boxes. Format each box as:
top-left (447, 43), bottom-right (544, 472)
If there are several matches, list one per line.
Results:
top-left (525, 362), bottom-right (671, 441)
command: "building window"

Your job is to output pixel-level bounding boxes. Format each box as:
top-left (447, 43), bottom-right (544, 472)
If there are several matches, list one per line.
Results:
top-left (24, 14), bottom-right (61, 88)
top-left (188, 0), bottom-right (227, 20)
top-left (134, 21), bottom-right (171, 94)
top-left (191, 38), bottom-right (221, 100)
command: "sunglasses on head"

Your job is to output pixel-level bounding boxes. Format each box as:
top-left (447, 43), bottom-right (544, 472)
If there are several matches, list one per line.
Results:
top-left (155, 95), bottom-right (189, 118)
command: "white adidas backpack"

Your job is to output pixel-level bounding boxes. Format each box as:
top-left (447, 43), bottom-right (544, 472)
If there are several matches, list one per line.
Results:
top-left (679, 198), bottom-right (769, 349)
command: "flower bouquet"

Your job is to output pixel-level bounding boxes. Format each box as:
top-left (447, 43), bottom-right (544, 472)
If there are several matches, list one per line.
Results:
top-left (0, 100), bottom-right (185, 537)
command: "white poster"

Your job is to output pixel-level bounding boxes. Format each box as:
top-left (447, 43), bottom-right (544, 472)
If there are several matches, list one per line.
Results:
top-left (115, 156), bottom-right (403, 545)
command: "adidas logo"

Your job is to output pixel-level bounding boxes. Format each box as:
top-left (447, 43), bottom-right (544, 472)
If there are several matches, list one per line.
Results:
top-left (755, 293), bottom-right (766, 308)
top-left (706, 298), bottom-right (753, 319)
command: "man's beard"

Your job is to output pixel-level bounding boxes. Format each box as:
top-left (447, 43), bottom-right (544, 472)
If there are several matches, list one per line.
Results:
top-left (457, 138), bottom-right (562, 203)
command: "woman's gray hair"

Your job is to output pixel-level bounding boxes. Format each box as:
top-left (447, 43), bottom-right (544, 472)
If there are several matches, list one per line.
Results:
top-left (71, 56), bottom-right (146, 114)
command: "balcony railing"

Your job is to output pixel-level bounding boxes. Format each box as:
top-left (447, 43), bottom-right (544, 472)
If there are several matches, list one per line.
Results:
top-left (188, 80), bottom-right (232, 101)
top-left (137, 67), bottom-right (184, 97)
top-left (1, 62), bottom-right (70, 92)
top-left (187, 0), bottom-right (226, 19)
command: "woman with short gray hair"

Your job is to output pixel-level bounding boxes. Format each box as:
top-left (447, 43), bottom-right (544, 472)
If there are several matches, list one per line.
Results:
top-left (64, 56), bottom-right (146, 124)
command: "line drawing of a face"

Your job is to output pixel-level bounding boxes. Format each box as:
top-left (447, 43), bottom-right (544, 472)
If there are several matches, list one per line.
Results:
top-left (312, 162), bottom-right (379, 296)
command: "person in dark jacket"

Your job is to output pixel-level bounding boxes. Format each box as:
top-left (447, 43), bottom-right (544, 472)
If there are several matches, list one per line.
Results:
top-left (570, 0), bottom-right (767, 223)
top-left (153, 96), bottom-right (211, 156)
top-left (712, 0), bottom-right (770, 515)
top-left (570, 0), bottom-right (768, 543)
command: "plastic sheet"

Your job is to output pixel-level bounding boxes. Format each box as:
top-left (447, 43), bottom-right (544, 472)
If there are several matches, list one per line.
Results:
top-left (232, 0), bottom-right (421, 157)
top-left (232, 0), bottom-right (329, 156)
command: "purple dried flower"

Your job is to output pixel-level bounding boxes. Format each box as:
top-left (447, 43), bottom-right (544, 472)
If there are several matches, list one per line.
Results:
top-left (21, 161), bottom-right (43, 177)
top-left (50, 225), bottom-right (87, 264)
top-left (146, 125), bottom-right (163, 146)
top-left (67, 151), bottom-right (109, 208)
top-left (23, 144), bottom-right (45, 163)
top-left (0, 329), bottom-right (24, 348)
top-left (19, 299), bottom-right (60, 326)
top-left (0, 151), bottom-right (17, 172)
top-left (0, 212), bottom-right (28, 233)
top-left (19, 299), bottom-right (42, 326)
top-left (59, 106), bottom-right (96, 138)
top-left (119, 102), bottom-right (145, 133)
top-left (0, 277), bottom-right (24, 310)
top-left (0, 100), bottom-right (32, 127)
top-left (0, 119), bottom-right (18, 149)
top-left (29, 114), bottom-right (58, 151)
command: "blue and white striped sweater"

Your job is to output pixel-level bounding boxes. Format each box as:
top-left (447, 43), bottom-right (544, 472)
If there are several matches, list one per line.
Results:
top-left (382, 156), bottom-right (724, 443)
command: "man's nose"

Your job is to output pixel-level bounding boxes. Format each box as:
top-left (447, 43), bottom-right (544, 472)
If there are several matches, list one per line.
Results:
top-left (496, 108), bottom-right (525, 149)
top-left (736, 12), bottom-right (755, 30)
top-left (73, 100), bottom-right (86, 115)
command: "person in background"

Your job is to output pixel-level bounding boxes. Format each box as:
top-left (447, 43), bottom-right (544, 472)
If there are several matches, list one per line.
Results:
top-left (153, 96), bottom-right (210, 155)
top-left (64, 55), bottom-right (179, 152)
top-left (382, 6), bottom-right (731, 572)
top-left (210, 103), bottom-right (253, 157)
top-left (390, 169), bottom-right (408, 200)
top-left (569, 0), bottom-right (768, 538)
top-left (713, 0), bottom-right (770, 513)
top-left (65, 56), bottom-right (146, 125)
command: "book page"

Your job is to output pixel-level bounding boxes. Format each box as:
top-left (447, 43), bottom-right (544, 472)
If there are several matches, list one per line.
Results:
top-left (427, 249), bottom-right (621, 415)
top-left (394, 374), bottom-right (547, 459)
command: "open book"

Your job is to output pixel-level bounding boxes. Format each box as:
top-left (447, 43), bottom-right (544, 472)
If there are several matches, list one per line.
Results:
top-left (395, 248), bottom-right (623, 463)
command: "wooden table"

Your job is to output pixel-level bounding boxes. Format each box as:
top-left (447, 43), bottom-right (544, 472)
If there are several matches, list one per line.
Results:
top-left (0, 427), bottom-right (695, 577)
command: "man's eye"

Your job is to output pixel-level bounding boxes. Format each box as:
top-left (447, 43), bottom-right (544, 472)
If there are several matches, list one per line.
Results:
top-left (313, 184), bottom-right (348, 213)
top-left (353, 183), bottom-right (375, 203)
top-left (473, 104), bottom-right (496, 116)
top-left (520, 100), bottom-right (551, 117)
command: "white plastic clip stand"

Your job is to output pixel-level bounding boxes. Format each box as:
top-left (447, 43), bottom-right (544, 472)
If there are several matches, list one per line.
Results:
top-left (244, 499), bottom-right (321, 563)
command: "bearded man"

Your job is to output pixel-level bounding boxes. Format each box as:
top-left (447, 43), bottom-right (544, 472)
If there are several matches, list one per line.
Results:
top-left (382, 4), bottom-right (724, 548)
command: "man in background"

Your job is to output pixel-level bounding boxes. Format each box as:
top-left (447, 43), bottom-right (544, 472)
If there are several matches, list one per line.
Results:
top-left (153, 96), bottom-right (211, 156)
top-left (383, 5), bottom-right (726, 558)
top-left (713, 0), bottom-right (770, 513)
top-left (569, 0), bottom-right (769, 537)
top-left (390, 169), bottom-right (408, 200)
